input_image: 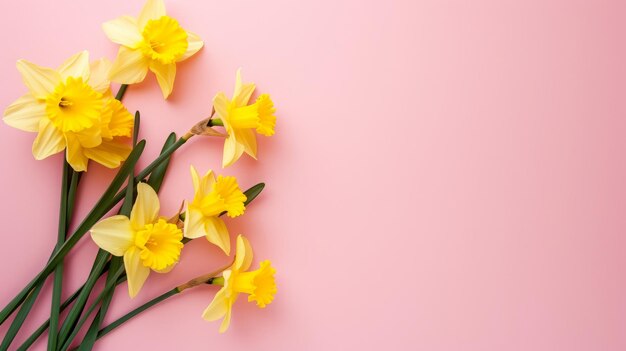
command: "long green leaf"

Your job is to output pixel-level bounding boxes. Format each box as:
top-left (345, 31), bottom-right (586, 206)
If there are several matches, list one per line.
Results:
top-left (0, 140), bottom-right (146, 325)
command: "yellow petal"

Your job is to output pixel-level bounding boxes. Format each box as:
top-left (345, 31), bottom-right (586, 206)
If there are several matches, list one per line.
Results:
top-left (102, 16), bottom-right (142, 49)
top-left (124, 246), bottom-right (151, 298)
top-left (90, 215), bottom-right (134, 256)
top-left (65, 133), bottom-right (89, 172)
top-left (238, 128), bottom-right (258, 159)
top-left (149, 61), bottom-right (176, 98)
top-left (235, 235), bottom-right (253, 271)
top-left (190, 165), bottom-right (215, 199)
top-left (233, 69), bottom-right (256, 107)
top-left (213, 92), bottom-right (230, 121)
top-left (130, 183), bottom-right (160, 230)
top-left (32, 118), bottom-right (65, 160)
top-left (58, 51), bottom-right (90, 81)
top-left (109, 47), bottom-right (149, 84)
top-left (202, 287), bottom-right (229, 322)
top-left (3, 93), bottom-right (46, 132)
top-left (222, 135), bottom-right (245, 168)
top-left (138, 0), bottom-right (166, 29)
top-left (88, 58), bottom-right (113, 94)
top-left (183, 207), bottom-right (207, 239)
top-left (74, 124), bottom-right (102, 148)
top-left (219, 301), bottom-right (233, 333)
top-left (205, 217), bottom-right (231, 255)
top-left (178, 31), bottom-right (204, 62)
top-left (16, 60), bottom-right (61, 98)
top-left (83, 138), bottom-right (131, 169)
top-left (105, 99), bottom-right (134, 137)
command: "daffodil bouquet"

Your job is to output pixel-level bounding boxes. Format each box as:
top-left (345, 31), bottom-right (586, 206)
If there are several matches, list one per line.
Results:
top-left (0, 1), bottom-right (278, 349)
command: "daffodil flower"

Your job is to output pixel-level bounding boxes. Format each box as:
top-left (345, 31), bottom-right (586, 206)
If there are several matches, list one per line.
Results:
top-left (90, 183), bottom-right (184, 298)
top-left (183, 165), bottom-right (247, 255)
top-left (3, 51), bottom-right (134, 172)
top-left (103, 0), bottom-right (204, 98)
top-left (202, 235), bottom-right (277, 333)
top-left (213, 69), bottom-right (277, 168)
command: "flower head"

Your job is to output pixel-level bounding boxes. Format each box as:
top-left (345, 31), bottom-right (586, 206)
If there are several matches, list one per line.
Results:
top-left (3, 51), bottom-right (134, 172)
top-left (213, 69), bottom-right (277, 167)
top-left (90, 183), bottom-right (184, 297)
top-left (103, 0), bottom-right (204, 98)
top-left (183, 166), bottom-right (247, 255)
top-left (202, 235), bottom-right (277, 333)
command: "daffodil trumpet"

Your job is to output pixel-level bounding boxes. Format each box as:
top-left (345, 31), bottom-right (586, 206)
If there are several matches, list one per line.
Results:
top-left (16, 181), bottom-right (266, 350)
top-left (202, 235), bottom-right (277, 333)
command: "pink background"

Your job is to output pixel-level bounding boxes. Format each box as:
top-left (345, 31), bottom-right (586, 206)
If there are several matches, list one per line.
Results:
top-left (1, 0), bottom-right (625, 350)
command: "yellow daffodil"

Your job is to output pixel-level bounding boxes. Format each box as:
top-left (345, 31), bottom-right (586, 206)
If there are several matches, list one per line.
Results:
top-left (213, 69), bottom-right (277, 168)
top-left (3, 51), bottom-right (134, 172)
top-left (103, 0), bottom-right (204, 98)
top-left (202, 235), bottom-right (277, 333)
top-left (183, 165), bottom-right (247, 255)
top-left (90, 183), bottom-right (184, 298)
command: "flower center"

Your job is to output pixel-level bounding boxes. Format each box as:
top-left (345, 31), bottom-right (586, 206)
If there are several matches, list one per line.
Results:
top-left (231, 260), bottom-right (277, 308)
top-left (140, 16), bottom-right (188, 65)
top-left (196, 176), bottom-right (247, 218)
top-left (135, 219), bottom-right (184, 271)
top-left (45, 77), bottom-right (104, 133)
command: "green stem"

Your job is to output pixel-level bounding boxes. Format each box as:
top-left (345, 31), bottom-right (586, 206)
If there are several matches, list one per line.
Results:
top-left (208, 118), bottom-right (223, 126)
top-left (58, 265), bottom-right (126, 351)
top-left (115, 84), bottom-right (128, 101)
top-left (96, 289), bottom-right (179, 342)
top-left (48, 161), bottom-right (76, 350)
top-left (0, 141), bottom-right (145, 326)
top-left (0, 161), bottom-right (75, 351)
top-left (16, 271), bottom-right (124, 351)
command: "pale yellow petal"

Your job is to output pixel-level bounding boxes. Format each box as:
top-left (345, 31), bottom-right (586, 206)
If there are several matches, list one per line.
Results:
top-left (3, 94), bottom-right (46, 132)
top-left (130, 183), bottom-right (160, 230)
top-left (238, 128), bottom-right (258, 159)
top-left (138, 0), bottom-right (166, 29)
top-left (219, 301), bottom-right (233, 333)
top-left (109, 47), bottom-right (149, 84)
top-left (233, 69), bottom-right (256, 107)
top-left (32, 118), bottom-right (65, 160)
top-left (90, 215), bottom-right (134, 256)
top-left (202, 287), bottom-right (229, 322)
top-left (190, 165), bottom-right (215, 199)
top-left (58, 51), bottom-right (90, 81)
top-left (213, 93), bottom-right (230, 121)
top-left (16, 60), bottom-right (61, 98)
top-left (65, 133), bottom-right (89, 172)
top-left (149, 61), bottom-right (176, 99)
top-left (102, 16), bottom-right (142, 49)
top-left (205, 217), bottom-right (230, 255)
top-left (222, 135), bottom-right (245, 168)
top-left (124, 246), bottom-right (151, 298)
top-left (235, 235), bottom-right (253, 271)
top-left (74, 124), bottom-right (102, 148)
top-left (83, 138), bottom-right (131, 169)
top-left (183, 207), bottom-right (207, 239)
top-left (88, 58), bottom-right (112, 94)
top-left (178, 31), bottom-right (204, 62)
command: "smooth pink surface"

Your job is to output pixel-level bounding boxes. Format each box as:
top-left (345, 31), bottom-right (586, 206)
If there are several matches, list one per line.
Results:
top-left (1, 0), bottom-right (625, 350)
